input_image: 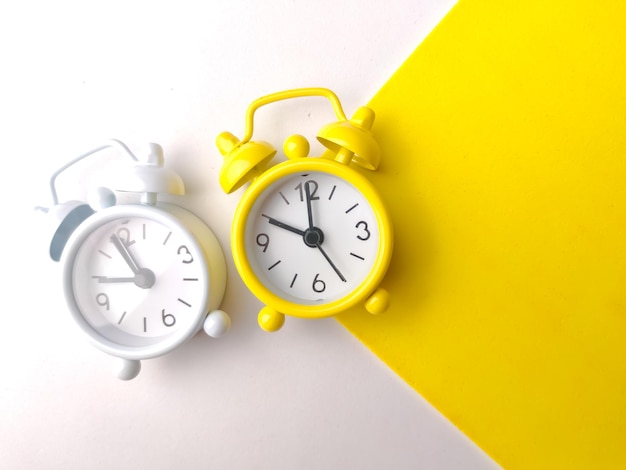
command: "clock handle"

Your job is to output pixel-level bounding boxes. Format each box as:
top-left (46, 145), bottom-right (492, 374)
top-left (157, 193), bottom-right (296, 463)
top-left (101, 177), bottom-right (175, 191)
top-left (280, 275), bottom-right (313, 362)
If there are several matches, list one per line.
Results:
top-left (240, 88), bottom-right (347, 145)
top-left (48, 139), bottom-right (137, 206)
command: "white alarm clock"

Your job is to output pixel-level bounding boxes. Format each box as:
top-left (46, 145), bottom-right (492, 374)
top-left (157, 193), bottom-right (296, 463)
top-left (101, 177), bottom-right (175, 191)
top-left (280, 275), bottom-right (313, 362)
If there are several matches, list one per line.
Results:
top-left (41, 139), bottom-right (230, 379)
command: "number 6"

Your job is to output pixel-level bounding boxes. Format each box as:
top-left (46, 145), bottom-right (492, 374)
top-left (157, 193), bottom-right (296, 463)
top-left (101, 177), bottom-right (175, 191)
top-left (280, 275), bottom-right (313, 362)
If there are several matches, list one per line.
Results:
top-left (312, 273), bottom-right (326, 293)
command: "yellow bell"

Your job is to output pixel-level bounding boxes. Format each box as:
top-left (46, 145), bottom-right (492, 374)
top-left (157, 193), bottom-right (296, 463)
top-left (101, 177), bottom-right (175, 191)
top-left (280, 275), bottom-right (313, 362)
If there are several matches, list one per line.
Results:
top-left (216, 132), bottom-right (277, 193)
top-left (317, 106), bottom-right (380, 170)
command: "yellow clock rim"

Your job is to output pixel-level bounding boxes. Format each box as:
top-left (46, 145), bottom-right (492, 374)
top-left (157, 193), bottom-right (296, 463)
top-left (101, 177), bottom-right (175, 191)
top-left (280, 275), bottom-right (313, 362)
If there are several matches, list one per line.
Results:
top-left (231, 158), bottom-right (393, 319)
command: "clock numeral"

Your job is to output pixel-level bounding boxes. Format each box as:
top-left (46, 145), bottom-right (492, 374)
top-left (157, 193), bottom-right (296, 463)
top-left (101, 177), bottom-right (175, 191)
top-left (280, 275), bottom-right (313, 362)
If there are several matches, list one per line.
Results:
top-left (256, 233), bottom-right (270, 252)
top-left (312, 273), bottom-right (326, 293)
top-left (117, 227), bottom-right (135, 247)
top-left (96, 293), bottom-right (110, 310)
top-left (295, 180), bottom-right (319, 202)
top-left (162, 309), bottom-right (176, 327)
top-left (177, 245), bottom-right (194, 264)
top-left (355, 220), bottom-right (371, 241)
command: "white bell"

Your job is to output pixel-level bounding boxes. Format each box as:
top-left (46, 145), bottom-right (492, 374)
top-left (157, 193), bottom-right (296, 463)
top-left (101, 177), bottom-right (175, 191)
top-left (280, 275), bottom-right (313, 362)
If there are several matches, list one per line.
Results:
top-left (38, 201), bottom-right (95, 261)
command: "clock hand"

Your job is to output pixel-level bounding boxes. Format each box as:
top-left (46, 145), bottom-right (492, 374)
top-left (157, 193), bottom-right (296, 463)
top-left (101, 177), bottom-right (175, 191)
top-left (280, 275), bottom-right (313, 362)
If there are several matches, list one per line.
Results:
top-left (94, 271), bottom-right (155, 289)
top-left (262, 211), bottom-right (344, 281)
top-left (305, 181), bottom-right (315, 230)
top-left (93, 275), bottom-right (137, 283)
top-left (303, 181), bottom-right (343, 280)
top-left (315, 243), bottom-right (347, 282)
top-left (109, 235), bottom-right (155, 289)
top-left (110, 234), bottom-right (140, 274)
top-left (261, 214), bottom-right (306, 236)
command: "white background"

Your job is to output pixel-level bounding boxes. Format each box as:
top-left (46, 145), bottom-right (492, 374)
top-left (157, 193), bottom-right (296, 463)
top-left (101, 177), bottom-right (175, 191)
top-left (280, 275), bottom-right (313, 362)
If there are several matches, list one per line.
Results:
top-left (0, 1), bottom-right (499, 468)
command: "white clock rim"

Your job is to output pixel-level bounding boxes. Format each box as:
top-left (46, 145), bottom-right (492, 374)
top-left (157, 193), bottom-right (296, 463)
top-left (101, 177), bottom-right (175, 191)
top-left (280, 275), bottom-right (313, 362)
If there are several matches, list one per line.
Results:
top-left (60, 204), bottom-right (212, 360)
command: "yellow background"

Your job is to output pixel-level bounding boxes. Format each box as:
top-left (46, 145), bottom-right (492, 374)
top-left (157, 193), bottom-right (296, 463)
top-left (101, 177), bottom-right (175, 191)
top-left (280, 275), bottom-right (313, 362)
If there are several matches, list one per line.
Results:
top-left (338, 1), bottom-right (626, 467)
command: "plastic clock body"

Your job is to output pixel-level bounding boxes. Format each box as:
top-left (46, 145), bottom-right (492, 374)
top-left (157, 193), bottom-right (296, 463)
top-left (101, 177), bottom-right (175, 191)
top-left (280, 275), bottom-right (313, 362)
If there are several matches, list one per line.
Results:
top-left (217, 88), bottom-right (394, 332)
top-left (40, 140), bottom-right (230, 379)
top-left (61, 203), bottom-right (227, 374)
top-left (232, 157), bottom-right (392, 330)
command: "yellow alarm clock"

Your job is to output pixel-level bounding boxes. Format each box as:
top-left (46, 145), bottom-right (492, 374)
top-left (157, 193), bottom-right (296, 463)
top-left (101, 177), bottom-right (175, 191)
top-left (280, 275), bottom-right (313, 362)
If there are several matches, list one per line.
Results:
top-left (217, 88), bottom-right (393, 332)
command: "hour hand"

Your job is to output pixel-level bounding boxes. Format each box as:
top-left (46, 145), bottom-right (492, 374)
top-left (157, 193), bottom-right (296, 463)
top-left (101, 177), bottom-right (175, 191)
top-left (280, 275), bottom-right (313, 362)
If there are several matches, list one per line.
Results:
top-left (93, 275), bottom-right (137, 283)
top-left (261, 214), bottom-right (305, 236)
top-left (92, 269), bottom-right (155, 289)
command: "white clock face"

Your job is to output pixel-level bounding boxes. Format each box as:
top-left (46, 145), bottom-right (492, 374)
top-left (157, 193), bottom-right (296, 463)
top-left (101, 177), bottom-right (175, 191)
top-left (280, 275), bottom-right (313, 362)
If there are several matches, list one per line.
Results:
top-left (245, 170), bottom-right (380, 305)
top-left (68, 212), bottom-right (208, 348)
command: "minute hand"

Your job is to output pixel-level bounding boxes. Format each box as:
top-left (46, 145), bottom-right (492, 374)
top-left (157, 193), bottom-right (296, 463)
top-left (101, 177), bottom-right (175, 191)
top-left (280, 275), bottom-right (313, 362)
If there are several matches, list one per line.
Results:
top-left (110, 234), bottom-right (140, 273)
top-left (305, 181), bottom-right (315, 230)
top-left (261, 214), bottom-right (305, 236)
top-left (316, 243), bottom-right (346, 282)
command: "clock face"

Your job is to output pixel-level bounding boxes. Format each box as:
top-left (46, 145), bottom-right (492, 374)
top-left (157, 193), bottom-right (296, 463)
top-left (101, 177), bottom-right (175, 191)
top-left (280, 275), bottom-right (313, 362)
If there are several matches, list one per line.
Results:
top-left (66, 210), bottom-right (209, 351)
top-left (244, 170), bottom-right (380, 306)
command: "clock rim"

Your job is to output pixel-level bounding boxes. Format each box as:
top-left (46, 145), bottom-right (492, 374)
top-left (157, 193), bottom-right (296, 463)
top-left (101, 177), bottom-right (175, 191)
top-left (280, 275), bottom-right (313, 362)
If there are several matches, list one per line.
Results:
top-left (232, 157), bottom-right (393, 319)
top-left (60, 203), bottom-right (218, 360)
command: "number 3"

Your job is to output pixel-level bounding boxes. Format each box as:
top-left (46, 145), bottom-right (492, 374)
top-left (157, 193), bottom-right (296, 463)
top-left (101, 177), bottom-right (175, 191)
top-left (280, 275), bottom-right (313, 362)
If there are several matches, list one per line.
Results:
top-left (355, 221), bottom-right (371, 241)
top-left (177, 245), bottom-right (194, 263)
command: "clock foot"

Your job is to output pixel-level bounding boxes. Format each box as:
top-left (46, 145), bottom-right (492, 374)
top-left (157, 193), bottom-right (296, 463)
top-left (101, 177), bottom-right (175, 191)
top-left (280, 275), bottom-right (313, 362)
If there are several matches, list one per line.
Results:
top-left (203, 310), bottom-right (231, 338)
top-left (258, 307), bottom-right (285, 332)
top-left (116, 359), bottom-right (141, 380)
top-left (365, 288), bottom-right (390, 315)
